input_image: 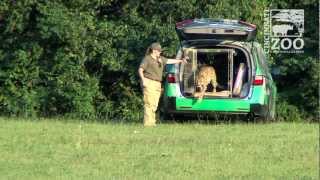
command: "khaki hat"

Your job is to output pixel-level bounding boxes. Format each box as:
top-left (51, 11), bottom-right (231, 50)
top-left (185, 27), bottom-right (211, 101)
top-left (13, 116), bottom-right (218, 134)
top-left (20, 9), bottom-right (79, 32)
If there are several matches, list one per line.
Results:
top-left (151, 42), bottom-right (162, 52)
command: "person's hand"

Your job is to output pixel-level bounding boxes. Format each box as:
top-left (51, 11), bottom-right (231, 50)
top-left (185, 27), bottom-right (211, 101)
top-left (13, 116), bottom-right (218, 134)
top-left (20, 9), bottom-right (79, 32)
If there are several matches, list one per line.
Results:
top-left (182, 56), bottom-right (189, 64)
top-left (140, 79), bottom-right (146, 89)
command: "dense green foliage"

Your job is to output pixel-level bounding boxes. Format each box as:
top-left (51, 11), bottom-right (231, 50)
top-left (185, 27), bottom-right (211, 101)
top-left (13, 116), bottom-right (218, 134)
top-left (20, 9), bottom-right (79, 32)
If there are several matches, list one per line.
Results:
top-left (0, 0), bottom-right (318, 120)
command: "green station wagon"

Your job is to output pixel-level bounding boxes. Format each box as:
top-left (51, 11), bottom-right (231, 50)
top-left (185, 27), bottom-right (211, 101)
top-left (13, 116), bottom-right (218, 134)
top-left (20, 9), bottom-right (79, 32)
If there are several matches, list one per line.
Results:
top-left (162, 19), bottom-right (277, 121)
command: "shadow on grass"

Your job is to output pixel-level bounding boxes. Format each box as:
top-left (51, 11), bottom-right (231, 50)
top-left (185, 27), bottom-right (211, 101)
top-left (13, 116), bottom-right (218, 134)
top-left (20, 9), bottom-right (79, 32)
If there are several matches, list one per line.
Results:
top-left (157, 112), bottom-right (255, 125)
top-left (2, 111), bottom-right (311, 126)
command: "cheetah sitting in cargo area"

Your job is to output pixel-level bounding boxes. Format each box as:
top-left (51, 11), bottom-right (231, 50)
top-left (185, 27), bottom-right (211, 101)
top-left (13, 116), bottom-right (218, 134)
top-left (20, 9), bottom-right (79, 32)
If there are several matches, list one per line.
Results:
top-left (194, 65), bottom-right (217, 99)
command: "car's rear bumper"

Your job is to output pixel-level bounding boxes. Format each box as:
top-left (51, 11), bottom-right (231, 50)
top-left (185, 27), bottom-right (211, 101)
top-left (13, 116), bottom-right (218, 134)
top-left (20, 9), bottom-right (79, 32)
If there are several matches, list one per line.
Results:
top-left (164, 97), bottom-right (267, 117)
top-left (164, 96), bottom-right (249, 112)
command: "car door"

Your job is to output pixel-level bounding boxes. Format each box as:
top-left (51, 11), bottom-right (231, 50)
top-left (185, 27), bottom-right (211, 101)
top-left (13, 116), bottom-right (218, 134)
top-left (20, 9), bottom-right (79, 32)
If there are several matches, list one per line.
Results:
top-left (256, 43), bottom-right (277, 118)
top-left (180, 48), bottom-right (197, 96)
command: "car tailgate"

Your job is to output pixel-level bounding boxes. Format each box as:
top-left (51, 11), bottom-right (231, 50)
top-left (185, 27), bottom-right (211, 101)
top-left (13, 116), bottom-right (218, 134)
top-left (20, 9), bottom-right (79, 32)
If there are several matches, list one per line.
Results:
top-left (176, 19), bottom-right (257, 42)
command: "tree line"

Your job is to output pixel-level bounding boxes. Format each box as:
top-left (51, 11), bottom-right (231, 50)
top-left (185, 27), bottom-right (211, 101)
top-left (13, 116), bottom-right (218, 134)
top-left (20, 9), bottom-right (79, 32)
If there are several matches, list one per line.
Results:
top-left (0, 0), bottom-right (318, 121)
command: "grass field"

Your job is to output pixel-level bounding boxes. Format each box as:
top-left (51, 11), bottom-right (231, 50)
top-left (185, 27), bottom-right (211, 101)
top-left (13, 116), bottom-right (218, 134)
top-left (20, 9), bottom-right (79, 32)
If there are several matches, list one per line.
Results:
top-left (0, 117), bottom-right (318, 179)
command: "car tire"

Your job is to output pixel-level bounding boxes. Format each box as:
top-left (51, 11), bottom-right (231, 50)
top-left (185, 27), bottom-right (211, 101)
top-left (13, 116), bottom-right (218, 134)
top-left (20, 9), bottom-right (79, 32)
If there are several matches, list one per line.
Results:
top-left (160, 112), bottom-right (175, 121)
top-left (248, 112), bottom-right (271, 123)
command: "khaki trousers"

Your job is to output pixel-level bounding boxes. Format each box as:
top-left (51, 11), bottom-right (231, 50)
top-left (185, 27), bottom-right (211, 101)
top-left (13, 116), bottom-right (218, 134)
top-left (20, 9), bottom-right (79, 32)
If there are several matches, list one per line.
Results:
top-left (143, 78), bottom-right (161, 126)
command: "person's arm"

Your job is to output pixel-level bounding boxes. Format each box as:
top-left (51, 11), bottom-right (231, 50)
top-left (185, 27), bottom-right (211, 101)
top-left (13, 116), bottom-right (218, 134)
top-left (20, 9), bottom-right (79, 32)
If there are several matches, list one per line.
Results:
top-left (138, 67), bottom-right (146, 88)
top-left (166, 57), bottom-right (188, 64)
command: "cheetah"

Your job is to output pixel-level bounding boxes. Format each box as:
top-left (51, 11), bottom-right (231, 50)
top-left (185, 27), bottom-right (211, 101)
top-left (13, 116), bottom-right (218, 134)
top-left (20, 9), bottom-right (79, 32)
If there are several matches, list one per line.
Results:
top-left (194, 65), bottom-right (217, 99)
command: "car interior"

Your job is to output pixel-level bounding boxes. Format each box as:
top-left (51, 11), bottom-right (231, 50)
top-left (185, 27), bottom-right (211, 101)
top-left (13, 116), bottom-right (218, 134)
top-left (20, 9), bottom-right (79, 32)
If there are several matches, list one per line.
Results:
top-left (180, 47), bottom-right (251, 98)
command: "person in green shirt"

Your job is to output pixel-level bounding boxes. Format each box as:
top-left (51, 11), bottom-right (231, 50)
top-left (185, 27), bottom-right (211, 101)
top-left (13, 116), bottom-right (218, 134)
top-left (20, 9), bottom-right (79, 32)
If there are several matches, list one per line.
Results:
top-left (138, 42), bottom-right (188, 127)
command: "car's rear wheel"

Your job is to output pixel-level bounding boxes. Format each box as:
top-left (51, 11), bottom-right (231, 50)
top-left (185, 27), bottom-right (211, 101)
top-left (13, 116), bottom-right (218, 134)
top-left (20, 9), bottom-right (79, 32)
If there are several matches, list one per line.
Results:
top-left (252, 96), bottom-right (275, 123)
top-left (160, 111), bottom-right (175, 121)
top-left (247, 112), bottom-right (271, 123)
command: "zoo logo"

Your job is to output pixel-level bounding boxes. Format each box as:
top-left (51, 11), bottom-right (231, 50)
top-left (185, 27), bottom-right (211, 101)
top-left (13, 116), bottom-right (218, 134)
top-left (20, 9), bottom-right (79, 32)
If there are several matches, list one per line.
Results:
top-left (270, 9), bottom-right (304, 53)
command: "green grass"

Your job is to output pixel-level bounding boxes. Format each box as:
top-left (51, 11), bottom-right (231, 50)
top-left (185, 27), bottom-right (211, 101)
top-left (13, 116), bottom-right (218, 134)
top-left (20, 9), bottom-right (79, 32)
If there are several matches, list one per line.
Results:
top-left (0, 117), bottom-right (318, 180)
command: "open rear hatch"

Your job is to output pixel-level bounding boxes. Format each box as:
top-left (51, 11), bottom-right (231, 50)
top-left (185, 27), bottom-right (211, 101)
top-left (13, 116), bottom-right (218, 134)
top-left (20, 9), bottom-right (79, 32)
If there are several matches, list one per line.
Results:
top-left (176, 19), bottom-right (257, 42)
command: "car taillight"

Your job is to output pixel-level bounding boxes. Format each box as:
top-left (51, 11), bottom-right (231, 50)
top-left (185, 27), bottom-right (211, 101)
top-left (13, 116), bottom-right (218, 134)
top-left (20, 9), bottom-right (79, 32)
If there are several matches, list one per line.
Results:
top-left (167, 74), bottom-right (176, 83)
top-left (253, 75), bottom-right (264, 85)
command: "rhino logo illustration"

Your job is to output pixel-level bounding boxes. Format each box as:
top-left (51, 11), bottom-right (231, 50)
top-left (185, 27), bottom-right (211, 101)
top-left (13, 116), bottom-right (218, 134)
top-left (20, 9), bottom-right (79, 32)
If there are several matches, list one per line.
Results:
top-left (271, 9), bottom-right (304, 37)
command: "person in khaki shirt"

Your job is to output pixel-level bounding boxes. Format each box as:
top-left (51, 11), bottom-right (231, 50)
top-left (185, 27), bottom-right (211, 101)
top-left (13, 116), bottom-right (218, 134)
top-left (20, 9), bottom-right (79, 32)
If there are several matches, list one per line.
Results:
top-left (138, 42), bottom-right (188, 127)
